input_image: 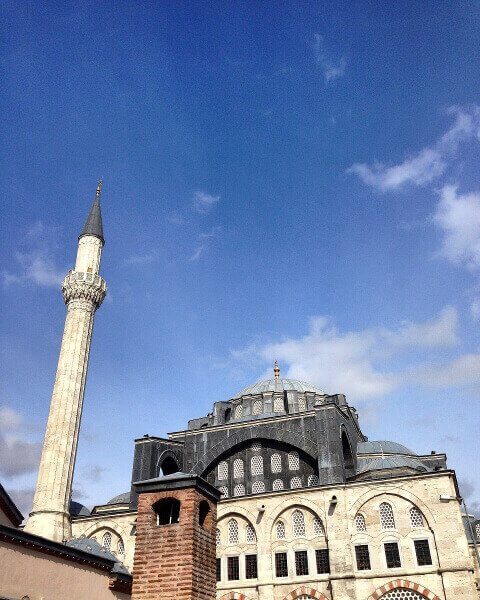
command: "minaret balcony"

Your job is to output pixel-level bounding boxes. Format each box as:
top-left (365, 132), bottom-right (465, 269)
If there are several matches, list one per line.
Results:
top-left (62, 270), bottom-right (107, 307)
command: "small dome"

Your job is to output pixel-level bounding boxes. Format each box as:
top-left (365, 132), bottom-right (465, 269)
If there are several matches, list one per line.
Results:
top-left (107, 491), bottom-right (131, 505)
top-left (69, 500), bottom-right (90, 517)
top-left (356, 455), bottom-right (428, 475)
top-left (357, 440), bottom-right (416, 456)
top-left (233, 378), bottom-right (325, 399)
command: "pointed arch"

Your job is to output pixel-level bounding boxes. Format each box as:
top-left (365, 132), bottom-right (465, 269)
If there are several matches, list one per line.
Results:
top-left (218, 593), bottom-right (255, 600)
top-left (366, 579), bottom-right (441, 600)
top-left (281, 586), bottom-right (329, 600)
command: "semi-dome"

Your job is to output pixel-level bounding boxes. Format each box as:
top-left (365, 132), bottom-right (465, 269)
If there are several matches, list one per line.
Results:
top-left (357, 440), bottom-right (416, 456)
top-left (107, 491), bottom-right (131, 505)
top-left (233, 377), bottom-right (325, 399)
top-left (69, 500), bottom-right (91, 517)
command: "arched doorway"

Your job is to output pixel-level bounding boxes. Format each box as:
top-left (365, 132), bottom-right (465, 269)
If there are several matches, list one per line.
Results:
top-left (366, 580), bottom-right (441, 600)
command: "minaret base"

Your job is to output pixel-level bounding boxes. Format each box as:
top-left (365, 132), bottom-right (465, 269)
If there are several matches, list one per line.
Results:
top-left (24, 510), bottom-right (71, 542)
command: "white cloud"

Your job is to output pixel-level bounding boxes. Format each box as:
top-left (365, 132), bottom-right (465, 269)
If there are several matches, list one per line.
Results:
top-left (313, 34), bottom-right (346, 84)
top-left (411, 353), bottom-right (480, 390)
top-left (193, 191), bottom-right (221, 214)
top-left (433, 185), bottom-right (480, 270)
top-left (0, 406), bottom-right (41, 478)
top-left (124, 251), bottom-right (158, 265)
top-left (229, 307), bottom-right (459, 402)
top-left (471, 299), bottom-right (480, 321)
top-left (348, 107), bottom-right (480, 192)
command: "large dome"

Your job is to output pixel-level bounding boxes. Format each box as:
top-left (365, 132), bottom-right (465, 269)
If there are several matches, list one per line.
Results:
top-left (233, 378), bottom-right (325, 399)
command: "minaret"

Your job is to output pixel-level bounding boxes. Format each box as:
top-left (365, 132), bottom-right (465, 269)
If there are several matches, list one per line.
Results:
top-left (25, 181), bottom-right (107, 542)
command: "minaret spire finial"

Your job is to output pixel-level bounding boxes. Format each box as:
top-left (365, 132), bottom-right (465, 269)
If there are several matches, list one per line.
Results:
top-left (274, 360), bottom-right (280, 380)
top-left (79, 179), bottom-right (105, 244)
top-left (96, 177), bottom-right (103, 198)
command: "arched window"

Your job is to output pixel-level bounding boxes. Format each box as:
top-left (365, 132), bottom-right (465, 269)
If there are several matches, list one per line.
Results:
top-left (341, 430), bottom-right (354, 475)
top-left (307, 474), bottom-right (319, 487)
top-left (272, 479), bottom-right (284, 491)
top-left (276, 520), bottom-right (286, 539)
top-left (117, 539), bottom-right (124, 556)
top-left (380, 591), bottom-right (426, 599)
top-left (251, 441), bottom-right (262, 452)
top-left (273, 396), bottom-right (284, 412)
top-left (246, 524), bottom-right (256, 543)
top-left (288, 451), bottom-right (299, 470)
top-left (251, 455), bottom-right (263, 476)
top-left (233, 484), bottom-right (245, 496)
top-left (290, 476), bottom-right (301, 489)
top-left (271, 453), bottom-right (282, 473)
top-left (298, 396), bottom-right (307, 411)
top-left (228, 519), bottom-right (239, 545)
top-left (476, 522), bottom-right (480, 541)
top-left (355, 513), bottom-right (367, 532)
top-left (233, 458), bottom-right (244, 478)
top-left (379, 502), bottom-right (396, 530)
top-left (313, 517), bottom-right (324, 536)
top-left (199, 500), bottom-right (210, 526)
top-left (224, 408), bottom-right (231, 422)
top-left (216, 528), bottom-right (221, 545)
top-left (217, 461), bottom-right (228, 480)
top-left (218, 486), bottom-right (229, 498)
top-left (292, 510), bottom-right (306, 537)
top-left (252, 481), bottom-right (265, 494)
top-left (102, 532), bottom-right (112, 551)
top-left (154, 498), bottom-right (181, 525)
top-left (252, 400), bottom-right (263, 415)
top-left (409, 506), bottom-right (424, 528)
top-left (160, 456), bottom-right (179, 476)
top-left (234, 404), bottom-right (243, 419)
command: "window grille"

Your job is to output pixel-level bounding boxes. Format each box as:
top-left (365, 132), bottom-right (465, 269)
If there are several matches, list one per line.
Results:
top-left (275, 552), bottom-right (288, 577)
top-left (307, 474), bottom-right (319, 487)
top-left (234, 484), bottom-right (245, 497)
top-left (273, 396), bottom-right (284, 412)
top-left (216, 528), bottom-right (221, 545)
top-left (288, 451), bottom-right (300, 470)
top-left (218, 486), bottom-right (229, 498)
top-left (298, 396), bottom-right (307, 411)
top-left (227, 556), bottom-right (239, 580)
top-left (379, 502), bottom-right (396, 530)
top-left (295, 550), bottom-right (309, 576)
top-left (315, 549), bottom-right (330, 574)
top-left (384, 542), bottom-right (401, 568)
top-left (355, 545), bottom-right (371, 570)
top-left (290, 476), bottom-right (301, 489)
top-left (252, 400), bottom-right (262, 415)
top-left (217, 461), bottom-right (228, 480)
top-left (234, 404), bottom-right (243, 419)
top-left (273, 478), bottom-right (284, 491)
top-left (251, 441), bottom-right (262, 452)
top-left (227, 519), bottom-right (239, 545)
top-left (476, 523), bottom-right (480, 540)
top-left (355, 513), bottom-right (367, 532)
top-left (276, 521), bottom-right (286, 539)
top-left (313, 517), bottom-right (324, 536)
top-left (216, 558), bottom-right (221, 582)
top-left (117, 539), bottom-right (125, 555)
top-left (271, 453), bottom-right (282, 473)
top-left (102, 532), bottom-right (112, 551)
top-left (233, 458), bottom-right (244, 478)
top-left (252, 480), bottom-right (265, 494)
top-left (251, 455), bottom-right (263, 476)
top-left (381, 591), bottom-right (425, 599)
top-left (246, 524), bottom-right (256, 543)
top-left (245, 554), bottom-right (258, 579)
top-left (409, 506), bottom-right (424, 528)
top-left (414, 539), bottom-right (432, 566)
top-left (292, 510), bottom-right (306, 537)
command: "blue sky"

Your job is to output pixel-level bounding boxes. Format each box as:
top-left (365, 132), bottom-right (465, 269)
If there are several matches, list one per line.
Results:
top-left (1, 1), bottom-right (480, 516)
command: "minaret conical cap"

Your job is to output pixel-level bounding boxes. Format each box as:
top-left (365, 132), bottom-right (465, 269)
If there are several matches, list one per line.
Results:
top-left (79, 179), bottom-right (104, 244)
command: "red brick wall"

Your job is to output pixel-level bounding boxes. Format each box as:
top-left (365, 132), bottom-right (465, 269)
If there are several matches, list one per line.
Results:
top-left (131, 487), bottom-right (217, 600)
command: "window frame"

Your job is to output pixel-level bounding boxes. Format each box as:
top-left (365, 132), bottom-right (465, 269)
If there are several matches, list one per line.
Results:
top-left (315, 548), bottom-right (330, 574)
top-left (227, 555), bottom-right (240, 581)
top-left (216, 557), bottom-right (222, 582)
top-left (245, 554), bottom-right (258, 579)
top-left (294, 549), bottom-right (309, 576)
top-left (275, 551), bottom-right (289, 578)
top-left (354, 544), bottom-right (371, 571)
top-left (413, 538), bottom-right (433, 566)
top-left (384, 541), bottom-right (402, 569)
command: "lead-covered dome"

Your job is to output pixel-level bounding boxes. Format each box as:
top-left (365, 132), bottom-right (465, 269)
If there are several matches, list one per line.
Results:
top-left (233, 378), bottom-right (325, 398)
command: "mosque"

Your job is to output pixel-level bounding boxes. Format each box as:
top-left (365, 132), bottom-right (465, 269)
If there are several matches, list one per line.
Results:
top-left (1, 184), bottom-right (479, 600)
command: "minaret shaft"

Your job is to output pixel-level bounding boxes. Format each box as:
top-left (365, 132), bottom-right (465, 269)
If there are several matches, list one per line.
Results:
top-left (25, 187), bottom-right (106, 542)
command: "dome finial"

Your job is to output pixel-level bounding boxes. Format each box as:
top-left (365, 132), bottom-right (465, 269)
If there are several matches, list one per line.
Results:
top-left (274, 360), bottom-right (280, 379)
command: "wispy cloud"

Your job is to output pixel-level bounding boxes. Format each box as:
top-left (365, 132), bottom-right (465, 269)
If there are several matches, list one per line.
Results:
top-left (410, 353), bottom-right (480, 391)
top-left (124, 251), bottom-right (158, 266)
top-left (0, 406), bottom-right (41, 478)
top-left (313, 34), bottom-right (346, 84)
top-left (348, 107), bottom-right (480, 192)
top-left (228, 306), bottom-right (459, 402)
top-left (193, 191), bottom-right (221, 214)
top-left (433, 185), bottom-right (480, 270)
top-left (189, 226), bottom-right (222, 262)
top-left (2, 221), bottom-right (64, 287)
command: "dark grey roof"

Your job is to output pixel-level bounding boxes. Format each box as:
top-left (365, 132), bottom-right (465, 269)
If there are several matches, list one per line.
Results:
top-left (0, 483), bottom-right (23, 527)
top-left (356, 455), bottom-right (429, 475)
top-left (233, 378), bottom-right (325, 398)
top-left (69, 500), bottom-right (91, 517)
top-left (67, 537), bottom-right (130, 575)
top-left (79, 182), bottom-right (104, 244)
top-left (357, 440), bottom-right (416, 455)
top-left (107, 491), bottom-right (131, 505)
